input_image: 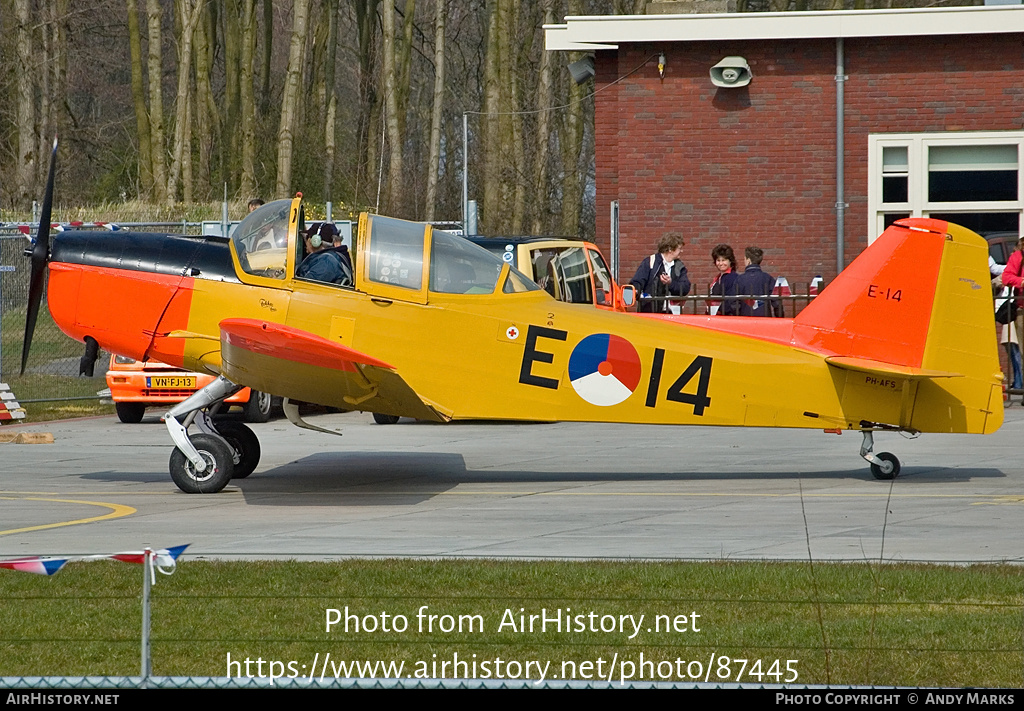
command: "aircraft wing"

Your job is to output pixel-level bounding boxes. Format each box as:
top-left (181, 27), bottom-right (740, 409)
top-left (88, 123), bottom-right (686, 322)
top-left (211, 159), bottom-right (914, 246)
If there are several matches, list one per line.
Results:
top-left (218, 318), bottom-right (448, 422)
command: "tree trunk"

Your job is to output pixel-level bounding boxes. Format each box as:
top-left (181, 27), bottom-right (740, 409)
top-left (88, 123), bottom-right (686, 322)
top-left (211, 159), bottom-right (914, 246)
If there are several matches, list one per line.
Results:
top-left (146, 0), bottom-right (168, 204)
top-left (239, 0), bottom-right (258, 200)
top-left (352, 0), bottom-right (381, 209)
top-left (323, 0), bottom-right (339, 202)
top-left (276, 0), bottom-right (310, 198)
top-left (259, 0), bottom-right (273, 117)
top-left (531, 0), bottom-right (555, 234)
top-left (481, 0), bottom-right (502, 232)
top-left (193, 2), bottom-right (218, 200)
top-left (424, 0), bottom-right (446, 222)
top-left (15, 0), bottom-right (36, 207)
top-left (560, 0), bottom-right (585, 237)
top-left (381, 0), bottom-right (404, 214)
top-left (127, 0), bottom-right (153, 197)
top-left (166, 0), bottom-right (204, 205)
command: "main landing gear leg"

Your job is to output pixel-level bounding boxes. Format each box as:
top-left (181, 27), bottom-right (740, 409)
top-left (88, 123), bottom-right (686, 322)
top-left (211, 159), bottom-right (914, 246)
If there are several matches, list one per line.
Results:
top-left (859, 431), bottom-right (901, 481)
top-left (163, 376), bottom-right (261, 493)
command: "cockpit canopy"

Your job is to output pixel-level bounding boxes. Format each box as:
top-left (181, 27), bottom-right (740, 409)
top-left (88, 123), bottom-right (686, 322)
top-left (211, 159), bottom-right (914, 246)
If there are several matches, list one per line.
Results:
top-left (231, 199), bottom-right (297, 279)
top-left (229, 199), bottom-right (538, 297)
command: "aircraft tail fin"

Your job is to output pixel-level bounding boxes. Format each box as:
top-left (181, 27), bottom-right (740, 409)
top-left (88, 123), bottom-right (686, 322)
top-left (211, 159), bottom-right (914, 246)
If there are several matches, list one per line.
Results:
top-left (794, 219), bottom-right (1003, 434)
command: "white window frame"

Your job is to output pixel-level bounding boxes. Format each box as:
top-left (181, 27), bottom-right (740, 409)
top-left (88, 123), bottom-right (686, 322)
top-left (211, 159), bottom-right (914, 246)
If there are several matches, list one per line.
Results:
top-left (867, 131), bottom-right (1024, 242)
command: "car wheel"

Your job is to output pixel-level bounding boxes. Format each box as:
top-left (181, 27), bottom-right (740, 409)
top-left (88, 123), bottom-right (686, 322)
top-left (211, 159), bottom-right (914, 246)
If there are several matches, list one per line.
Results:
top-left (243, 390), bottom-right (273, 423)
top-left (115, 402), bottom-right (147, 424)
top-left (168, 434), bottom-right (234, 493)
top-left (373, 413), bottom-right (400, 425)
top-left (216, 421), bottom-right (261, 479)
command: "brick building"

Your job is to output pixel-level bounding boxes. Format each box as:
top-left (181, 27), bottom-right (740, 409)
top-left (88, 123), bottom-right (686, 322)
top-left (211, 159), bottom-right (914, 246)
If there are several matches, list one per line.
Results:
top-left (546, 6), bottom-right (1024, 292)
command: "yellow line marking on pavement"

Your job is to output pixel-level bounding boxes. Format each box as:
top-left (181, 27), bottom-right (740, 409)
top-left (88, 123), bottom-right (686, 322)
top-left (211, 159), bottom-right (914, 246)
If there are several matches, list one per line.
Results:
top-left (0, 497), bottom-right (136, 536)
top-left (970, 496), bottom-right (1024, 505)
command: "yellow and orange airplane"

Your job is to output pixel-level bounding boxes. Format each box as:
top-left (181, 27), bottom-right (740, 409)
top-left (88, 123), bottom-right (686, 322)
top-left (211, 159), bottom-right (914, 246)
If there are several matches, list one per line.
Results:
top-left (23, 144), bottom-right (1003, 492)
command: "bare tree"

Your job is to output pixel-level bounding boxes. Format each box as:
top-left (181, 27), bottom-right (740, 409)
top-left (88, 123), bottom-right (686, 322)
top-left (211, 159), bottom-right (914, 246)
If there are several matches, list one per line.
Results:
top-left (424, 0), bottom-right (446, 221)
top-left (15, 0), bottom-right (36, 206)
top-left (146, 0), bottom-right (168, 204)
top-left (276, 0), bottom-right (310, 197)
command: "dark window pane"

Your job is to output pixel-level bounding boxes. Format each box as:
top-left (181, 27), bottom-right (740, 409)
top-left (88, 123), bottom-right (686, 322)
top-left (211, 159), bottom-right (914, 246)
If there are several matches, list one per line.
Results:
top-left (928, 170), bottom-right (1017, 202)
top-left (882, 176), bottom-right (908, 204)
top-left (883, 213), bottom-right (911, 229)
top-left (927, 212), bottom-right (1019, 236)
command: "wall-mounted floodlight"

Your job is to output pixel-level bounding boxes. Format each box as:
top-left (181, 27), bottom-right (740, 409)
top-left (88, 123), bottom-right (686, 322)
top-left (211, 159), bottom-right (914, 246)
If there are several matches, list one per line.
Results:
top-left (568, 55), bottom-right (595, 85)
top-left (710, 56), bottom-right (752, 88)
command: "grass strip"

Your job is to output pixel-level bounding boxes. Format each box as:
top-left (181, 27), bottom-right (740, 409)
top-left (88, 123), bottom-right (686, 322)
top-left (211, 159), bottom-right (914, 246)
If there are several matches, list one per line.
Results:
top-left (0, 559), bottom-right (1020, 686)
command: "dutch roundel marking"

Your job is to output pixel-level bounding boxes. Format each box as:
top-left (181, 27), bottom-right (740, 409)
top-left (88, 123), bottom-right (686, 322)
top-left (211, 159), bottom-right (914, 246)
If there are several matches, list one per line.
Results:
top-left (568, 334), bottom-right (642, 406)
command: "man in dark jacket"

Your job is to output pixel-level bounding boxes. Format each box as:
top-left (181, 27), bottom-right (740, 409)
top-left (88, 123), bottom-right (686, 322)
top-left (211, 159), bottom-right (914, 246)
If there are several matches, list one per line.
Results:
top-left (630, 233), bottom-right (691, 313)
top-left (297, 223), bottom-right (353, 286)
top-left (736, 246), bottom-right (783, 317)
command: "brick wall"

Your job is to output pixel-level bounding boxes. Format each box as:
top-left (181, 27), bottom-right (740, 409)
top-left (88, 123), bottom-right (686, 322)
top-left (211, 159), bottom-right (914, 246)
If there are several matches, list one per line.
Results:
top-left (596, 34), bottom-right (1024, 292)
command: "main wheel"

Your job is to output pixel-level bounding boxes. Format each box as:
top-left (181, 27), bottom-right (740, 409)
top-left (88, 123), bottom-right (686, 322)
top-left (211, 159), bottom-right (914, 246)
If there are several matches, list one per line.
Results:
top-left (870, 452), bottom-right (901, 480)
top-left (243, 390), bottom-right (273, 423)
top-left (216, 421), bottom-right (261, 479)
top-left (373, 413), bottom-right (400, 425)
top-left (115, 402), bottom-right (146, 424)
top-left (169, 433), bottom-right (235, 493)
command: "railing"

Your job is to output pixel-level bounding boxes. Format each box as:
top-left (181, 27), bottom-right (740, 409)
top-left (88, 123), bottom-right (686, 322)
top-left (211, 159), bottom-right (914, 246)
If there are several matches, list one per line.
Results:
top-left (636, 290), bottom-right (818, 317)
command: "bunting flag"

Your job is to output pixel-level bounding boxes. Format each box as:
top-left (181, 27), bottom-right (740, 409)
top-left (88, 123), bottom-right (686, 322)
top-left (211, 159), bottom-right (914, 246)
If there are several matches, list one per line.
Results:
top-left (0, 545), bottom-right (189, 577)
top-left (809, 275), bottom-right (824, 297)
top-left (772, 275), bottom-right (792, 300)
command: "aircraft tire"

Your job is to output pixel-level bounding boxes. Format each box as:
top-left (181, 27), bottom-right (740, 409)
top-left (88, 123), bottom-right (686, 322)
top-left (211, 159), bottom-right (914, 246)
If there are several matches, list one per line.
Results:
top-left (216, 421), bottom-right (261, 479)
top-left (169, 434), bottom-right (235, 493)
top-left (373, 413), bottom-right (400, 425)
top-left (243, 390), bottom-right (273, 423)
top-left (115, 402), bottom-right (147, 424)
top-left (870, 452), bottom-right (900, 480)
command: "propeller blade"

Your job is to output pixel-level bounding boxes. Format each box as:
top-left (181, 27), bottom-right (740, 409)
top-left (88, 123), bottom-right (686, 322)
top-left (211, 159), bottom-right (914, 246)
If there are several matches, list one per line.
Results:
top-left (21, 137), bottom-right (58, 376)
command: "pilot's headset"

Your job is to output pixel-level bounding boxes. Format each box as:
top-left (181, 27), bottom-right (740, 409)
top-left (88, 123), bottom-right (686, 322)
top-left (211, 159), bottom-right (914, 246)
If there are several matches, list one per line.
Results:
top-left (310, 223), bottom-right (337, 249)
top-left (306, 222), bottom-right (323, 248)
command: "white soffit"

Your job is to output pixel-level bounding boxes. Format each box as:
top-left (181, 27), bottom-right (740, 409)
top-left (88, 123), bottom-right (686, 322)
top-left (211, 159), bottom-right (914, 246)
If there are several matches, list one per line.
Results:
top-left (544, 6), bottom-right (1024, 50)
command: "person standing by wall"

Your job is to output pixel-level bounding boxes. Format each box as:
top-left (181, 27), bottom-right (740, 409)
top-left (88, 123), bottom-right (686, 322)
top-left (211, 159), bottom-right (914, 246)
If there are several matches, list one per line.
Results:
top-left (707, 244), bottom-right (740, 316)
top-left (736, 246), bottom-right (784, 317)
top-left (630, 233), bottom-right (691, 313)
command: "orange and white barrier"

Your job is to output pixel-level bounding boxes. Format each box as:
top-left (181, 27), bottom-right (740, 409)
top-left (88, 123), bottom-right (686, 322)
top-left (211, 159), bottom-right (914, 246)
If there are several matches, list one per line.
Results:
top-left (0, 383), bottom-right (26, 421)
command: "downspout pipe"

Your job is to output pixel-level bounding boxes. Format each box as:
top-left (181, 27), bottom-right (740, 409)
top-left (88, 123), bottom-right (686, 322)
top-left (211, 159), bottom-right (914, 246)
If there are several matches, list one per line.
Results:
top-left (836, 37), bottom-right (847, 274)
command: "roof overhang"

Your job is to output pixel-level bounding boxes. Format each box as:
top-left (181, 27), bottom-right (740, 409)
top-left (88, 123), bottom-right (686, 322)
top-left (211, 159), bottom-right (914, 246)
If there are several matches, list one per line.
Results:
top-left (545, 5), bottom-right (1024, 51)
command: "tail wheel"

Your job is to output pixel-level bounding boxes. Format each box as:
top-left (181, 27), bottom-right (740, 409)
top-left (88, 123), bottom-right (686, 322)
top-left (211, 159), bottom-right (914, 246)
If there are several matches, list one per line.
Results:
top-left (169, 433), bottom-right (234, 493)
top-left (373, 413), bottom-right (400, 425)
top-left (216, 421), bottom-right (261, 479)
top-left (243, 390), bottom-right (273, 423)
top-left (115, 402), bottom-right (146, 424)
top-left (870, 452), bottom-right (900, 480)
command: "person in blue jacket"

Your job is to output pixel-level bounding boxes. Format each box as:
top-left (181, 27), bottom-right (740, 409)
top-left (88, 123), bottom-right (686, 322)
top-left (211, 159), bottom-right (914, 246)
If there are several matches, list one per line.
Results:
top-left (629, 233), bottom-right (691, 313)
top-left (708, 244), bottom-right (740, 316)
top-left (297, 223), bottom-right (353, 286)
top-left (736, 246), bottom-right (784, 317)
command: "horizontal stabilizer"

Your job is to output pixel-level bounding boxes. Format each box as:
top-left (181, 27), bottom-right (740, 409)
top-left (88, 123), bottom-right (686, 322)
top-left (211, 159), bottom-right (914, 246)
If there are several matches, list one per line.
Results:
top-left (825, 356), bottom-right (962, 380)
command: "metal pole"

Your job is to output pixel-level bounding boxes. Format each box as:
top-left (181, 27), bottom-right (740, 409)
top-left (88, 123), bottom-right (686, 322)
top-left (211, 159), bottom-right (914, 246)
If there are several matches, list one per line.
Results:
top-left (836, 38), bottom-right (847, 275)
top-left (610, 200), bottom-right (620, 280)
top-left (141, 548), bottom-right (152, 680)
top-left (462, 112), bottom-right (469, 232)
top-left (0, 266), bottom-right (12, 378)
top-left (222, 183), bottom-right (229, 238)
